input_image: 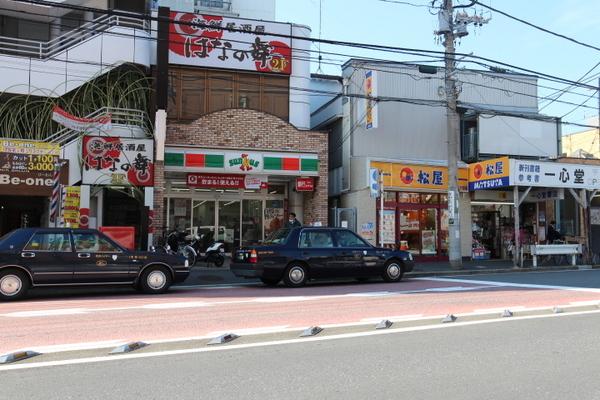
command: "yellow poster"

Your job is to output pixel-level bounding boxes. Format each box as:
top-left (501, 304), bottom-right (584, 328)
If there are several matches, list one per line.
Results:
top-left (370, 161), bottom-right (468, 192)
top-left (62, 186), bottom-right (80, 228)
top-left (0, 139), bottom-right (60, 155)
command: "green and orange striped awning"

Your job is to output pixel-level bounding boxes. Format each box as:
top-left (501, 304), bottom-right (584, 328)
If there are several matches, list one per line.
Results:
top-left (164, 148), bottom-right (319, 176)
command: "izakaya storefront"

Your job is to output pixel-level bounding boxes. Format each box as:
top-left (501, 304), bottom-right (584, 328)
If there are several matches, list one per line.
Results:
top-left (371, 160), bottom-right (469, 261)
top-left (164, 147), bottom-right (320, 252)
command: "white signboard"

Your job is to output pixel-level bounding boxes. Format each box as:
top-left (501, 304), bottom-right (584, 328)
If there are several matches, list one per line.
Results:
top-left (224, 152), bottom-right (263, 173)
top-left (169, 12), bottom-right (292, 74)
top-left (82, 137), bottom-right (154, 186)
top-left (525, 188), bottom-right (564, 203)
top-left (510, 160), bottom-right (600, 190)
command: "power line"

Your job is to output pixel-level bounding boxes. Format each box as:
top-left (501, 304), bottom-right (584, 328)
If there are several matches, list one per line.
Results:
top-left (16, 0), bottom-right (600, 91)
top-left (473, 0), bottom-right (600, 53)
top-left (376, 0), bottom-right (434, 7)
top-left (3, 5), bottom-right (598, 114)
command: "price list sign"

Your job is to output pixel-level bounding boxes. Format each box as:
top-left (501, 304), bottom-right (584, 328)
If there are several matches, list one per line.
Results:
top-left (0, 140), bottom-right (67, 196)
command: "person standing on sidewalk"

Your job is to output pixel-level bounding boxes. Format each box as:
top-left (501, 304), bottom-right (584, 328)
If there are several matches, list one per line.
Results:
top-left (285, 212), bottom-right (302, 228)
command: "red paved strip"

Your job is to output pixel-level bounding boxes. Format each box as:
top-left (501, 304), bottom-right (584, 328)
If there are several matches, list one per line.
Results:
top-left (1, 279), bottom-right (599, 353)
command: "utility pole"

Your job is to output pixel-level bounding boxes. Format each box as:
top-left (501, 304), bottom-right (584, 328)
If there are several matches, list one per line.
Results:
top-left (436, 0), bottom-right (489, 268)
top-left (443, 0), bottom-right (462, 268)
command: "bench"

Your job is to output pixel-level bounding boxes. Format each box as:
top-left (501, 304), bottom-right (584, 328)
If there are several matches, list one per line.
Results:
top-left (530, 244), bottom-right (582, 267)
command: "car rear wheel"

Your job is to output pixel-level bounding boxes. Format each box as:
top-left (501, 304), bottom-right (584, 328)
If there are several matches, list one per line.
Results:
top-left (382, 260), bottom-right (404, 282)
top-left (283, 263), bottom-right (308, 288)
top-left (260, 277), bottom-right (280, 286)
top-left (0, 269), bottom-right (29, 301)
top-left (139, 266), bottom-right (172, 294)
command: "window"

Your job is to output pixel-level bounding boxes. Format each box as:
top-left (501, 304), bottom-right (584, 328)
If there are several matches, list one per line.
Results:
top-left (299, 231), bottom-right (334, 248)
top-left (262, 75), bottom-right (289, 120)
top-left (24, 233), bottom-right (71, 252)
top-left (208, 73), bottom-right (234, 113)
top-left (334, 230), bottom-right (369, 248)
top-left (167, 67), bottom-right (290, 121)
top-left (72, 233), bottom-right (121, 253)
top-left (264, 228), bottom-right (291, 245)
top-left (181, 72), bottom-right (205, 120)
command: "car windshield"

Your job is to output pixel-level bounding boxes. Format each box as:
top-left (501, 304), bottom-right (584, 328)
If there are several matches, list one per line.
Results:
top-left (262, 228), bottom-right (291, 245)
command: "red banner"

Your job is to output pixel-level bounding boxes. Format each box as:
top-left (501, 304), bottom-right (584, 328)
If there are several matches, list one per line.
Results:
top-left (52, 106), bottom-right (112, 131)
top-left (187, 173), bottom-right (267, 189)
top-left (296, 177), bottom-right (315, 192)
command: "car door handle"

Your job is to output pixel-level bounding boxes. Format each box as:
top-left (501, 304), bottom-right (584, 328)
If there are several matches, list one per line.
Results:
top-left (77, 253), bottom-right (91, 259)
top-left (21, 252), bottom-right (35, 258)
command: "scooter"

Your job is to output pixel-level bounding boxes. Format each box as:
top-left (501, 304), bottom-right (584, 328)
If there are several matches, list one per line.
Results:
top-left (187, 231), bottom-right (225, 267)
top-left (165, 229), bottom-right (198, 266)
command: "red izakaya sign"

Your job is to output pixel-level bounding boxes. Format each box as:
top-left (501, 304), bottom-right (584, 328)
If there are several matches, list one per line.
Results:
top-left (296, 177), bottom-right (315, 192)
top-left (82, 136), bottom-right (154, 186)
top-left (169, 12), bottom-right (292, 74)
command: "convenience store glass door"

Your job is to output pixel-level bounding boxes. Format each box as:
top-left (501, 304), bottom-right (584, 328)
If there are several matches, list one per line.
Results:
top-left (218, 200), bottom-right (241, 252)
top-left (192, 200), bottom-right (216, 241)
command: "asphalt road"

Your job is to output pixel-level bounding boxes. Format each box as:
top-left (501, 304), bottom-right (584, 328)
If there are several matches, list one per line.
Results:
top-left (3, 311), bottom-right (600, 400)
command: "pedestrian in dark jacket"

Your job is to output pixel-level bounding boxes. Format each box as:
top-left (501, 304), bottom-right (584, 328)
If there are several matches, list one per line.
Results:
top-left (285, 212), bottom-right (302, 228)
top-left (547, 221), bottom-right (564, 243)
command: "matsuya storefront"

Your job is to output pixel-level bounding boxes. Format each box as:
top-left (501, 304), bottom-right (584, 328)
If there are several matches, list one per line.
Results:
top-left (370, 160), bottom-right (469, 261)
top-left (163, 147), bottom-right (321, 252)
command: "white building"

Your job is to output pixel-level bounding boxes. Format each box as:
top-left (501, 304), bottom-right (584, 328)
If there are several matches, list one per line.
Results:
top-left (312, 60), bottom-right (563, 261)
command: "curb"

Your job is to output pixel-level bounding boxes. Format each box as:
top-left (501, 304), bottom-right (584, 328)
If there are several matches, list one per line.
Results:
top-left (407, 264), bottom-right (600, 278)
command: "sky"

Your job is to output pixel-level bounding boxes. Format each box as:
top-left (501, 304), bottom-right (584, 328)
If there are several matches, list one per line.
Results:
top-left (275, 0), bottom-right (600, 134)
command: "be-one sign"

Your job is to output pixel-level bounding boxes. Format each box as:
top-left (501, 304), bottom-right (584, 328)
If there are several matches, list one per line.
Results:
top-left (296, 177), bottom-right (315, 192)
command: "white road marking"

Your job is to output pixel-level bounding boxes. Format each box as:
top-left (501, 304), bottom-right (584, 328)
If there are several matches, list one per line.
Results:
top-left (253, 296), bottom-right (310, 303)
top-left (16, 340), bottom-right (126, 354)
top-left (207, 325), bottom-right (290, 336)
top-left (3, 308), bottom-right (89, 318)
top-left (4, 308), bottom-right (600, 371)
top-left (569, 300), bottom-right (600, 306)
top-left (419, 277), bottom-right (600, 293)
top-left (360, 314), bottom-right (424, 323)
top-left (141, 301), bottom-right (212, 310)
top-left (473, 306), bottom-right (526, 313)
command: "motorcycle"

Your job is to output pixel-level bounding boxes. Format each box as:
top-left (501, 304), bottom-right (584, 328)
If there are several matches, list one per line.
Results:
top-left (187, 230), bottom-right (225, 267)
top-left (162, 229), bottom-right (198, 266)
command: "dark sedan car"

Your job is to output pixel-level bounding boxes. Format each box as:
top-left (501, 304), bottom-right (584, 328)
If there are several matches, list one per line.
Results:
top-left (231, 227), bottom-right (414, 287)
top-left (0, 228), bottom-right (190, 301)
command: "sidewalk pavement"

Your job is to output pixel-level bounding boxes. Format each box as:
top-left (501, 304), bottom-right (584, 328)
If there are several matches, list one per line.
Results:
top-left (180, 258), bottom-right (594, 287)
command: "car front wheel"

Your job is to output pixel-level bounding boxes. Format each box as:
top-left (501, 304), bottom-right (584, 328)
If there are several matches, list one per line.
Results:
top-left (140, 266), bottom-right (172, 294)
top-left (283, 264), bottom-right (308, 288)
top-left (382, 260), bottom-right (404, 282)
top-left (0, 269), bottom-right (29, 301)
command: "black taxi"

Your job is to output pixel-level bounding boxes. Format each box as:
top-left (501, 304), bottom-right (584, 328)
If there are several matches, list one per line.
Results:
top-left (0, 228), bottom-right (189, 301)
top-left (231, 227), bottom-right (414, 287)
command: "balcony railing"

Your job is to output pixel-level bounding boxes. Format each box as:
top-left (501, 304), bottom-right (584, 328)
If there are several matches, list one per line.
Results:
top-left (44, 107), bottom-right (150, 147)
top-left (0, 14), bottom-right (149, 59)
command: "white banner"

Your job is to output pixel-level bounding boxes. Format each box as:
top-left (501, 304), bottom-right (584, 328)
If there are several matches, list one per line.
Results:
top-left (169, 12), bottom-right (292, 74)
top-left (52, 106), bottom-right (111, 132)
top-left (365, 70), bottom-right (378, 130)
top-left (511, 160), bottom-right (600, 190)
